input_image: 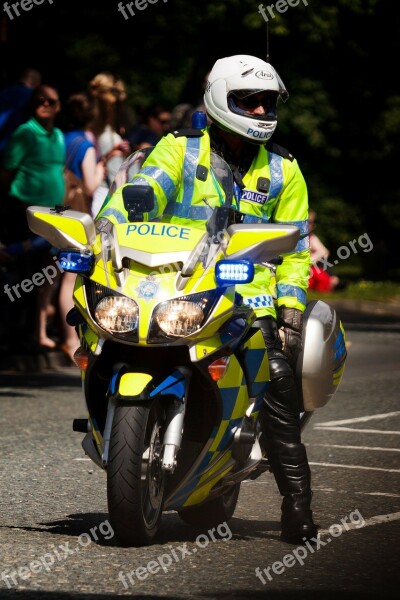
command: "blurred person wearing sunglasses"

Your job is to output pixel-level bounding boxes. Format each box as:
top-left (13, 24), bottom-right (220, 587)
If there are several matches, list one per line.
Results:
top-left (98, 55), bottom-right (314, 543)
top-left (0, 85), bottom-right (65, 236)
top-left (125, 103), bottom-right (171, 151)
top-left (0, 84), bottom-right (66, 352)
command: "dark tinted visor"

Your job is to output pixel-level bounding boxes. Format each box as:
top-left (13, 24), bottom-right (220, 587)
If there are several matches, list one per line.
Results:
top-left (230, 91), bottom-right (278, 117)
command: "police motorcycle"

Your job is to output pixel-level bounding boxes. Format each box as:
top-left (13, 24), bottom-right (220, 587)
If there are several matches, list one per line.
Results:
top-left (26, 146), bottom-right (347, 547)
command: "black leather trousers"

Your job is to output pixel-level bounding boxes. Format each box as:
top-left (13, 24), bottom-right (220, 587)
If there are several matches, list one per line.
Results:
top-left (255, 317), bottom-right (312, 502)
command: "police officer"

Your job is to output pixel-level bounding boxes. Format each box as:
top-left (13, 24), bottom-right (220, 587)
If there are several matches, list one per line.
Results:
top-left (97, 55), bottom-right (317, 543)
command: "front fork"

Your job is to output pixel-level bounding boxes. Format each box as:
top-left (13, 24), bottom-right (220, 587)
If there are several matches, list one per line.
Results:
top-left (102, 399), bottom-right (116, 467)
top-left (162, 399), bottom-right (186, 472)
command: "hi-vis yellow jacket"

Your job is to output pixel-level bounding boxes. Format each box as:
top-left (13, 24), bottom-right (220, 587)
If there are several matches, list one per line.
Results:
top-left (97, 127), bottom-right (311, 318)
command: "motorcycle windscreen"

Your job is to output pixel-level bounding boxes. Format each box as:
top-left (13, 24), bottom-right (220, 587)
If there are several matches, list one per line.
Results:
top-left (108, 146), bottom-right (155, 197)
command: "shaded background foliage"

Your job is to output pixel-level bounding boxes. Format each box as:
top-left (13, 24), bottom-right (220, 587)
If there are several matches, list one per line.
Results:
top-left (0, 0), bottom-right (398, 279)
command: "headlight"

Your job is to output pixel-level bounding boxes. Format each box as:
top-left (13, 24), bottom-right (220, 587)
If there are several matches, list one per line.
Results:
top-left (148, 291), bottom-right (220, 343)
top-left (155, 300), bottom-right (204, 337)
top-left (95, 296), bottom-right (138, 333)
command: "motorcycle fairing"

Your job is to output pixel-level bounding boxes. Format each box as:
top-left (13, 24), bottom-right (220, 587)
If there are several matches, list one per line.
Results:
top-left (163, 353), bottom-right (243, 508)
top-left (176, 329), bottom-right (270, 506)
top-left (239, 328), bottom-right (270, 401)
top-left (113, 222), bottom-right (205, 268)
top-left (82, 258), bottom-right (239, 348)
top-left (79, 322), bottom-right (100, 355)
top-left (165, 333), bottom-right (269, 509)
top-left (149, 371), bottom-right (186, 399)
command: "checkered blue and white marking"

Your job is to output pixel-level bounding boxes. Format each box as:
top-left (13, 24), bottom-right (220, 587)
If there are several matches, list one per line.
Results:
top-left (243, 294), bottom-right (274, 309)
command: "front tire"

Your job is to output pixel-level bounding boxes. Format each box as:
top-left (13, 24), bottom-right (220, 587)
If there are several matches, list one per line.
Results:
top-left (107, 401), bottom-right (165, 546)
top-left (178, 483), bottom-right (240, 528)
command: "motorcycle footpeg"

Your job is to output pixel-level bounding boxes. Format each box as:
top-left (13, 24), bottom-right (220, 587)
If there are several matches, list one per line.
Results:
top-left (73, 418), bottom-right (89, 433)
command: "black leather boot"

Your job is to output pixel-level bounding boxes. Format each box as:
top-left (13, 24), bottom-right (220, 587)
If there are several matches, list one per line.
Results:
top-left (256, 318), bottom-right (318, 544)
top-left (262, 373), bottom-right (318, 543)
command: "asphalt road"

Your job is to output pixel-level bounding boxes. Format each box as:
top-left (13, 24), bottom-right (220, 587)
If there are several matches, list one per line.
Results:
top-left (0, 315), bottom-right (399, 599)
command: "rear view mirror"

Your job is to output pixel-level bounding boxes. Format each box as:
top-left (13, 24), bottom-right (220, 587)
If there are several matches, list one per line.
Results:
top-left (122, 185), bottom-right (155, 222)
top-left (26, 206), bottom-right (97, 250)
top-left (225, 224), bottom-right (300, 264)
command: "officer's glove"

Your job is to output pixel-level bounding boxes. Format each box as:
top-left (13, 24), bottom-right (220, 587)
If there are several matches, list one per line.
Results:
top-left (277, 307), bottom-right (303, 365)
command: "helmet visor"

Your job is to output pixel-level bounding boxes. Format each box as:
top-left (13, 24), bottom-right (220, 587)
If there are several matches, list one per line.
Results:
top-left (230, 62), bottom-right (289, 103)
top-left (229, 91), bottom-right (278, 120)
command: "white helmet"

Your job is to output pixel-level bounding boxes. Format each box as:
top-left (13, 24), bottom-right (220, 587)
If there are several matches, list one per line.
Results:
top-left (204, 55), bottom-right (289, 144)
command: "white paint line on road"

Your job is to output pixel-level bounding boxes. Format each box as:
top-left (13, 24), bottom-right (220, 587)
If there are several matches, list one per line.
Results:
top-left (310, 461), bottom-right (400, 473)
top-left (355, 492), bottom-right (400, 498)
top-left (310, 443), bottom-right (400, 452)
top-left (244, 482), bottom-right (400, 497)
top-left (317, 488), bottom-right (400, 498)
top-left (315, 411), bottom-right (400, 427)
top-left (314, 426), bottom-right (400, 435)
top-left (318, 511), bottom-right (400, 536)
top-left (73, 458), bottom-right (91, 461)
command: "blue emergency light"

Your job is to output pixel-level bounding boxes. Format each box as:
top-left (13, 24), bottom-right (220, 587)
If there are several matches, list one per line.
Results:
top-left (215, 260), bottom-right (254, 286)
top-left (57, 251), bottom-right (94, 273)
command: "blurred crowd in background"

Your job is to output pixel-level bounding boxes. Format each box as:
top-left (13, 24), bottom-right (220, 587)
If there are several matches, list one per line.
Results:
top-left (0, 66), bottom-right (209, 363)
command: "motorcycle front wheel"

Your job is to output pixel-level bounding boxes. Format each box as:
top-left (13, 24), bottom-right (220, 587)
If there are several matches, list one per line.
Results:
top-left (107, 401), bottom-right (165, 546)
top-left (178, 483), bottom-right (240, 528)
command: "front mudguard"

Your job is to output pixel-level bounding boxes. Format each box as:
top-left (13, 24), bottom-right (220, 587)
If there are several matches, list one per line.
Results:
top-left (109, 371), bottom-right (155, 405)
top-left (108, 368), bottom-right (188, 405)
